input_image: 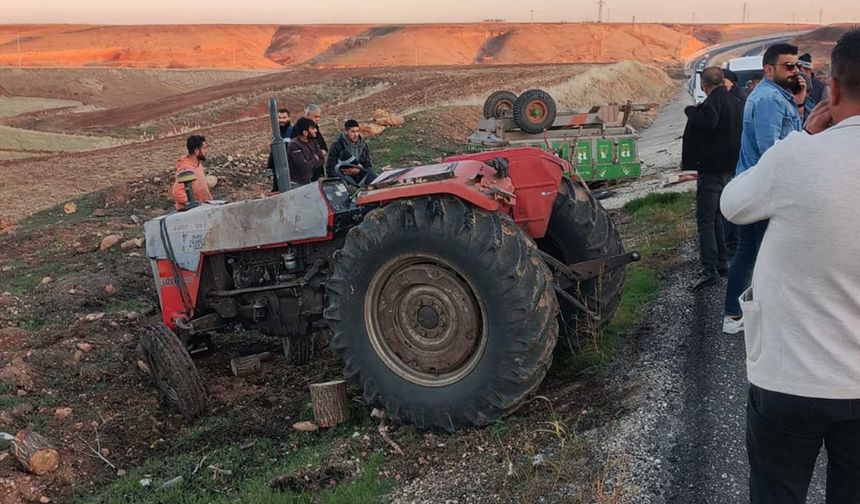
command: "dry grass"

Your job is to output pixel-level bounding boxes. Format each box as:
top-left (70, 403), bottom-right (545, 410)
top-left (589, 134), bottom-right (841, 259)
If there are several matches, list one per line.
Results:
top-left (544, 61), bottom-right (676, 111)
top-left (0, 96), bottom-right (82, 119)
top-left (0, 125), bottom-right (125, 153)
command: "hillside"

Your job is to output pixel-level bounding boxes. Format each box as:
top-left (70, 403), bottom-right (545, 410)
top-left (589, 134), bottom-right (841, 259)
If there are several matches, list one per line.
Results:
top-left (0, 22), bottom-right (811, 69)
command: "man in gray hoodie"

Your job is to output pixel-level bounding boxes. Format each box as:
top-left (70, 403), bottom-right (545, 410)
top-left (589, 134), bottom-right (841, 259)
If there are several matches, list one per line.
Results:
top-left (721, 30), bottom-right (860, 504)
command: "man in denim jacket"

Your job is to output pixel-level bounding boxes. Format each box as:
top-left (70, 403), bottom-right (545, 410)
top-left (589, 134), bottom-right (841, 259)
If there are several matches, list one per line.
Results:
top-left (722, 43), bottom-right (803, 335)
top-left (721, 30), bottom-right (860, 504)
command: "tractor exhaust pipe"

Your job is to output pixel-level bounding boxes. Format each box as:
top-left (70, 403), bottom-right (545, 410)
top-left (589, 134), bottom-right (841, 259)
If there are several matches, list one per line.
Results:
top-left (269, 97), bottom-right (292, 193)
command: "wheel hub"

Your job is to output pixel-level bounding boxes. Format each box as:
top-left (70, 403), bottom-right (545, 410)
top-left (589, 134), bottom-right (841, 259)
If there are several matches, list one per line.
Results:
top-left (366, 256), bottom-right (486, 387)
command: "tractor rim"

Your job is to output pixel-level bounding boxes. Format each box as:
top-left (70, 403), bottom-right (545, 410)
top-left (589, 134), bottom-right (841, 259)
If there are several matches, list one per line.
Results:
top-left (494, 100), bottom-right (513, 116)
top-left (526, 100), bottom-right (548, 123)
top-left (365, 254), bottom-right (487, 387)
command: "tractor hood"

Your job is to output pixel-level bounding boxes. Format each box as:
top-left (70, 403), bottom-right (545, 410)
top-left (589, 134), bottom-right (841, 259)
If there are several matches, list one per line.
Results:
top-left (145, 183), bottom-right (330, 272)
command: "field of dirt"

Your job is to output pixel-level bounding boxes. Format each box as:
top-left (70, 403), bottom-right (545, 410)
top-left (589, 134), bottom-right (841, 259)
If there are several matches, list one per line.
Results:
top-left (1, 23), bottom-right (810, 69)
top-left (0, 61), bottom-right (677, 223)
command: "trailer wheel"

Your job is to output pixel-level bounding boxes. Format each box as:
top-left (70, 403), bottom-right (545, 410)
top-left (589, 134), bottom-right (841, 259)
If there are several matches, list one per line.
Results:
top-left (513, 89), bottom-right (557, 134)
top-left (140, 323), bottom-right (208, 418)
top-left (536, 178), bottom-right (625, 351)
top-left (483, 91), bottom-right (518, 118)
top-left (326, 197), bottom-right (558, 431)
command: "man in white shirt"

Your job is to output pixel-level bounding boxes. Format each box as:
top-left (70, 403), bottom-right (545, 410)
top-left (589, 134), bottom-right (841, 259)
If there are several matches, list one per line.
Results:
top-left (720, 30), bottom-right (860, 504)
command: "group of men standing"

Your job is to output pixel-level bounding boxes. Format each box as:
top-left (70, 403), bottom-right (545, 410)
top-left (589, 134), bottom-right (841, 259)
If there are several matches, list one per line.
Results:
top-left (171, 103), bottom-right (376, 209)
top-left (685, 32), bottom-right (860, 504)
top-left (266, 104), bottom-right (375, 189)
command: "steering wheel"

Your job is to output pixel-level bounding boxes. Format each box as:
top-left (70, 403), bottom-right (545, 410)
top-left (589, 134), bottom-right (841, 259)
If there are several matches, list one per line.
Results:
top-left (334, 165), bottom-right (369, 191)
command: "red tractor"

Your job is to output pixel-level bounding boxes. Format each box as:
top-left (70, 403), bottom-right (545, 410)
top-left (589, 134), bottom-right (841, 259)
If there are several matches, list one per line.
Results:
top-left (139, 100), bottom-right (634, 431)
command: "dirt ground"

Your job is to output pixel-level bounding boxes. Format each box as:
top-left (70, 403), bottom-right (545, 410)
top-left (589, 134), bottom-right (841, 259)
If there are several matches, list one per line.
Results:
top-left (0, 61), bottom-right (677, 223)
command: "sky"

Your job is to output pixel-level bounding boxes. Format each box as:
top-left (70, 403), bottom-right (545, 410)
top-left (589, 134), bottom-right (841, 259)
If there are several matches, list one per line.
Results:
top-left (3, 0), bottom-right (858, 25)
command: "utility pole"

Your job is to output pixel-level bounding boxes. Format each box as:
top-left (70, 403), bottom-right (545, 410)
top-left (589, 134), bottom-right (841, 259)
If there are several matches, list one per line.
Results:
top-left (819, 8), bottom-right (823, 25)
top-left (607, 8), bottom-right (611, 22)
top-left (16, 34), bottom-right (21, 68)
top-left (597, 0), bottom-right (605, 23)
top-left (692, 11), bottom-right (696, 23)
top-left (530, 9), bottom-right (535, 22)
top-left (632, 15), bottom-right (636, 24)
top-left (742, 2), bottom-right (747, 23)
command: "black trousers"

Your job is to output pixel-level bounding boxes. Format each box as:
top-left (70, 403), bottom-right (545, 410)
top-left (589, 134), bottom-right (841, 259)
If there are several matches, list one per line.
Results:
top-left (747, 384), bottom-right (860, 504)
top-left (696, 172), bottom-right (732, 271)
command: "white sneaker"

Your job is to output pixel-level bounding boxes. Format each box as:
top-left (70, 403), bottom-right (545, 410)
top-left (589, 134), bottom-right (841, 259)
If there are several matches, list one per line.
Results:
top-left (722, 316), bottom-right (744, 334)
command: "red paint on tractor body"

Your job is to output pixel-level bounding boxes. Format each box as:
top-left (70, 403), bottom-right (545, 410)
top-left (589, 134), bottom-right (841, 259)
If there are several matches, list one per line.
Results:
top-left (445, 147), bottom-right (567, 239)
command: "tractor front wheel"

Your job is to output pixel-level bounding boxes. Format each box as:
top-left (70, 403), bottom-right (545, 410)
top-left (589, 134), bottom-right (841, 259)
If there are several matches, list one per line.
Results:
top-left (140, 323), bottom-right (208, 418)
top-left (326, 197), bottom-right (558, 431)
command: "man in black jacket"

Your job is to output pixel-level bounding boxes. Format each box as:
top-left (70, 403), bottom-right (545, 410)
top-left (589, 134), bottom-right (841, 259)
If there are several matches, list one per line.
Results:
top-left (287, 117), bottom-right (324, 185)
top-left (684, 66), bottom-right (745, 290)
top-left (325, 119), bottom-right (374, 184)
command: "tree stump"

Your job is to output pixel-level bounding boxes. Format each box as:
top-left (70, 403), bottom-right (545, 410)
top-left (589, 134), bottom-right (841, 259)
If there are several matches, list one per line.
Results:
top-left (309, 380), bottom-right (349, 428)
top-left (230, 356), bottom-right (262, 377)
top-left (10, 430), bottom-right (60, 475)
top-left (229, 351), bottom-right (272, 376)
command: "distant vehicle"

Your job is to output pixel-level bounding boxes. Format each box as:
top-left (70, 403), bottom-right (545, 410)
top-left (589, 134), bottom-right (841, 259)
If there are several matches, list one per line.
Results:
top-left (727, 56), bottom-right (764, 89)
top-left (692, 71), bottom-right (707, 104)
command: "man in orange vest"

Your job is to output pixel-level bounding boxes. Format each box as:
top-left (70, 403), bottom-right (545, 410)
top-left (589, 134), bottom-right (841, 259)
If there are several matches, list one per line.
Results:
top-left (172, 135), bottom-right (213, 210)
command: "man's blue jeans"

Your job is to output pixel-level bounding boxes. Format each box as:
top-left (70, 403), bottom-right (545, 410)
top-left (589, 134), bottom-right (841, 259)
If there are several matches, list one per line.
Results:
top-left (724, 220), bottom-right (768, 317)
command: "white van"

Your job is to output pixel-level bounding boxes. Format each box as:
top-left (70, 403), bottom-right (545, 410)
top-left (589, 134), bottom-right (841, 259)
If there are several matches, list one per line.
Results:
top-left (727, 56), bottom-right (764, 90)
top-left (692, 72), bottom-right (707, 104)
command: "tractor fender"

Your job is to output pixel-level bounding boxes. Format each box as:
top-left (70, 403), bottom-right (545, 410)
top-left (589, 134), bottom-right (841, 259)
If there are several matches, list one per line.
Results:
top-left (356, 160), bottom-right (515, 213)
top-left (446, 147), bottom-right (567, 239)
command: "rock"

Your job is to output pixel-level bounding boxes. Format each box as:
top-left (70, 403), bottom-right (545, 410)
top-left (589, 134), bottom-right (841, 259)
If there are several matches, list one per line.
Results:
top-left (128, 252), bottom-right (142, 258)
top-left (292, 421), bottom-right (319, 432)
top-left (54, 407), bottom-right (73, 420)
top-left (126, 311), bottom-right (139, 321)
top-left (532, 454), bottom-right (546, 467)
top-left (139, 478), bottom-right (152, 488)
top-left (1, 266), bottom-right (12, 272)
top-left (79, 364), bottom-right (103, 381)
top-left (99, 235), bottom-right (122, 251)
top-left (11, 403), bottom-right (33, 417)
top-left (40, 496), bottom-right (50, 503)
top-left (16, 389), bottom-right (27, 397)
top-left (152, 176), bottom-right (162, 183)
top-left (130, 215), bottom-right (140, 225)
top-left (227, 155), bottom-right (234, 162)
top-left (76, 342), bottom-right (93, 353)
top-left (100, 447), bottom-right (110, 457)
top-left (0, 410), bottom-right (12, 426)
top-left (359, 123), bottom-right (386, 138)
top-left (104, 284), bottom-right (117, 295)
top-left (72, 350), bottom-right (83, 363)
top-left (120, 238), bottom-right (144, 251)
top-left (136, 360), bottom-right (150, 374)
top-left (116, 469), bottom-right (127, 477)
top-left (206, 175), bottom-right (219, 188)
top-left (63, 202), bottom-right (77, 215)
top-left (39, 277), bottom-right (52, 286)
top-left (84, 313), bottom-right (104, 322)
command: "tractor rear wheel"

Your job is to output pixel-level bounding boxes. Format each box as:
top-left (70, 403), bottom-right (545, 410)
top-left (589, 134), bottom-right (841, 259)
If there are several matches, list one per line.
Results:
top-left (536, 178), bottom-right (625, 351)
top-left (140, 323), bottom-right (208, 418)
top-left (326, 197), bottom-right (558, 431)
top-left (513, 89), bottom-right (557, 134)
top-left (483, 90), bottom-right (518, 118)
